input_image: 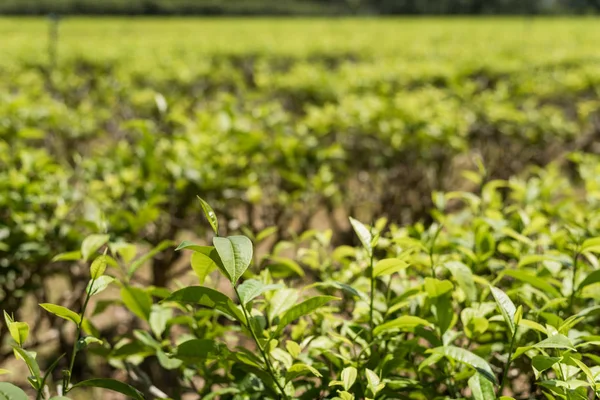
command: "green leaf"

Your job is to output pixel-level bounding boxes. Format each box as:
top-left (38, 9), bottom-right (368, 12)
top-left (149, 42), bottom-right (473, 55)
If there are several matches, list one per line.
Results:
top-left (120, 286), bottom-right (152, 321)
top-left (0, 369), bottom-right (9, 375)
top-left (39, 304), bottom-right (81, 325)
top-left (127, 240), bottom-right (175, 278)
top-left (517, 254), bottom-right (563, 268)
top-left (576, 269), bottom-right (600, 292)
top-left (341, 366), bottom-right (357, 391)
top-left (213, 235), bottom-right (253, 284)
top-left (0, 382), bottom-right (28, 400)
top-left (157, 349), bottom-right (183, 370)
top-left (349, 217), bottom-right (372, 256)
top-left (285, 363), bottom-right (322, 383)
top-left (373, 258), bottom-right (409, 278)
top-left (276, 296), bottom-right (338, 334)
top-left (532, 355), bottom-right (561, 374)
top-left (71, 378), bottom-right (143, 400)
top-left (468, 373), bottom-right (495, 400)
top-left (12, 347), bottom-right (41, 385)
top-left (175, 240), bottom-right (206, 252)
top-left (87, 275), bottom-right (115, 296)
top-left (581, 237), bottom-right (600, 253)
top-left (365, 368), bottom-right (384, 396)
top-left (81, 234), bottom-right (110, 262)
top-left (174, 339), bottom-right (224, 362)
top-left (8, 322), bottom-right (29, 347)
top-left (165, 286), bottom-right (245, 323)
top-left (191, 251), bottom-right (217, 284)
top-left (256, 227), bottom-right (278, 242)
top-left (490, 285), bottom-right (516, 335)
top-left (533, 334), bottom-right (576, 351)
top-left (424, 278), bottom-right (454, 298)
top-left (198, 196), bottom-right (219, 235)
top-left (237, 279), bottom-right (284, 305)
top-left (269, 288), bottom-right (299, 322)
top-left (503, 270), bottom-right (561, 298)
top-left (77, 336), bottom-right (103, 350)
top-left (52, 251), bottom-right (82, 262)
top-left (445, 261), bottom-right (477, 302)
top-left (90, 255), bottom-right (109, 280)
top-left (373, 316), bottom-right (432, 336)
top-left (429, 346), bottom-right (497, 384)
top-left (149, 304), bottom-right (172, 338)
top-left (110, 242), bottom-right (137, 264)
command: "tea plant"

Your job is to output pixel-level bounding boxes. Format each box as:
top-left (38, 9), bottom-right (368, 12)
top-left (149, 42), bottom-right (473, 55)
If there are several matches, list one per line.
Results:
top-left (2, 236), bottom-right (143, 400)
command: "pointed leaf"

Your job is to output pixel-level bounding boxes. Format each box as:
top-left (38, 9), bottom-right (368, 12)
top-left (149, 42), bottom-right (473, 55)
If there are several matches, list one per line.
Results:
top-left (445, 261), bottom-right (477, 302)
top-left (120, 286), bottom-right (152, 321)
top-left (52, 251), bottom-right (82, 262)
top-left (373, 316), bottom-right (432, 336)
top-left (127, 240), bottom-right (175, 278)
top-left (72, 378), bottom-right (143, 400)
top-left (276, 296), bottom-right (338, 334)
top-left (468, 372), bottom-right (495, 400)
top-left (39, 304), bottom-right (81, 325)
top-left (87, 275), bottom-right (115, 296)
top-left (81, 234), bottom-right (110, 261)
top-left (7, 321), bottom-right (29, 347)
top-left (0, 383), bottom-right (28, 400)
top-left (90, 255), bottom-right (108, 280)
top-left (12, 347), bottom-right (41, 384)
top-left (349, 217), bottom-right (372, 256)
top-left (373, 258), bottom-right (409, 278)
top-left (341, 366), bottom-right (357, 391)
top-left (490, 285), bottom-right (516, 335)
top-left (165, 286), bottom-right (245, 323)
top-left (581, 237), bottom-right (600, 253)
top-left (577, 270), bottom-right (600, 292)
top-left (213, 236), bottom-right (253, 283)
top-left (237, 279), bottom-right (284, 305)
top-left (429, 346), bottom-right (497, 384)
top-left (285, 363), bottom-right (322, 383)
top-left (191, 251), bottom-right (217, 284)
top-left (198, 197), bottom-right (219, 235)
top-left (503, 270), bottom-right (560, 298)
top-left (533, 334), bottom-right (576, 351)
top-left (149, 305), bottom-right (172, 338)
top-left (174, 339), bottom-right (224, 362)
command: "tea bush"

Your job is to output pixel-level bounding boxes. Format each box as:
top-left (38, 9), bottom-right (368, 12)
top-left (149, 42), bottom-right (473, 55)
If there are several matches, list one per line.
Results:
top-left (2, 18), bottom-right (600, 399)
top-left (1, 20), bottom-right (600, 335)
top-left (4, 153), bottom-right (600, 399)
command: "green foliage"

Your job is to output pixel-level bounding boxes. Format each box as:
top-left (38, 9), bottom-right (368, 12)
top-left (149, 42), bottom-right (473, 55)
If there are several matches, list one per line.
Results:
top-left (2, 18), bottom-right (600, 400)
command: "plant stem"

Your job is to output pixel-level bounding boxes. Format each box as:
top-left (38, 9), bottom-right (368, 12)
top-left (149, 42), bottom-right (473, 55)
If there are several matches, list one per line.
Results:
top-left (369, 249), bottom-right (375, 341)
top-left (569, 250), bottom-right (580, 312)
top-left (498, 327), bottom-right (518, 396)
top-left (233, 286), bottom-right (289, 400)
top-left (63, 276), bottom-right (95, 394)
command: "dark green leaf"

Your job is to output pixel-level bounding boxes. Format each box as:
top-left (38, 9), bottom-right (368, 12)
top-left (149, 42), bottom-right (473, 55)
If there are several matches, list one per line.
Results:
top-left (276, 296), bottom-right (338, 334)
top-left (165, 286), bottom-right (245, 323)
top-left (71, 378), bottom-right (143, 400)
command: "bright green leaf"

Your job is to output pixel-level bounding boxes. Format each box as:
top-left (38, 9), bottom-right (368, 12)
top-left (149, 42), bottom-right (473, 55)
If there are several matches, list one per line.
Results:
top-left (39, 304), bottom-right (81, 325)
top-left (373, 258), bottom-right (409, 278)
top-left (81, 234), bottom-right (110, 262)
top-left (198, 196), bottom-right (219, 235)
top-left (237, 279), bottom-right (284, 305)
top-left (213, 235), bottom-right (253, 284)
